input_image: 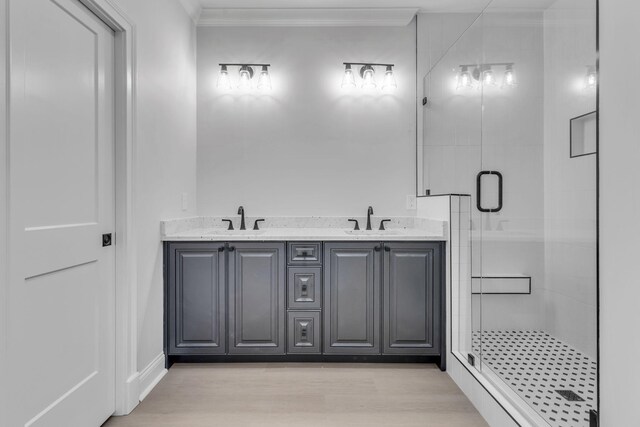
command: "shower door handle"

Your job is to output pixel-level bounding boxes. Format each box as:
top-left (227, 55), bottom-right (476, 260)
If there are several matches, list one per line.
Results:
top-left (476, 171), bottom-right (503, 213)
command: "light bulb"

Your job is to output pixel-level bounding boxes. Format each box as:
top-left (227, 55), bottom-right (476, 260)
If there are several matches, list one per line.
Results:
top-left (341, 64), bottom-right (356, 90)
top-left (381, 65), bottom-right (397, 92)
top-left (361, 65), bottom-right (377, 90)
top-left (585, 66), bottom-right (597, 89)
top-left (257, 65), bottom-right (272, 91)
top-left (483, 68), bottom-right (496, 86)
top-left (238, 66), bottom-right (253, 90)
top-left (457, 66), bottom-right (473, 90)
top-left (502, 65), bottom-right (517, 88)
top-left (217, 65), bottom-right (232, 90)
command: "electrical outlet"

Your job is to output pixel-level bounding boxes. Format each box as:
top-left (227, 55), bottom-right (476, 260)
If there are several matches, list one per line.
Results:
top-left (181, 192), bottom-right (188, 211)
top-left (406, 195), bottom-right (417, 210)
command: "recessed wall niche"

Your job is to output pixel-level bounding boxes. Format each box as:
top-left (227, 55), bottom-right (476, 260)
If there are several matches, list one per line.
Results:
top-left (570, 111), bottom-right (597, 158)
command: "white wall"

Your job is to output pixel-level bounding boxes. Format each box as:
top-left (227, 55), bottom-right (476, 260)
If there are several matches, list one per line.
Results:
top-left (600, 0), bottom-right (640, 425)
top-left (108, 0), bottom-right (198, 378)
top-left (543, 1), bottom-right (597, 358)
top-left (0, 1), bottom-right (8, 425)
top-left (196, 23), bottom-right (417, 217)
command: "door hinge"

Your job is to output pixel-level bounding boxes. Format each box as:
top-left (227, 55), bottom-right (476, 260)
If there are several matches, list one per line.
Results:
top-left (468, 353), bottom-right (475, 366)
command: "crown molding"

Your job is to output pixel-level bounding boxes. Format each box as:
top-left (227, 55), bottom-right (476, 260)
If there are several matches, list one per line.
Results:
top-left (176, 0), bottom-right (202, 23)
top-left (197, 8), bottom-right (418, 27)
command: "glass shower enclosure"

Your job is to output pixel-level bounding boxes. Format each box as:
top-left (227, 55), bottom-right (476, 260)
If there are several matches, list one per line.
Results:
top-left (420, 1), bottom-right (598, 426)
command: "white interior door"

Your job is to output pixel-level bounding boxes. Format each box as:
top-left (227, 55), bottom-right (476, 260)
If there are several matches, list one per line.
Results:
top-left (8, 0), bottom-right (116, 425)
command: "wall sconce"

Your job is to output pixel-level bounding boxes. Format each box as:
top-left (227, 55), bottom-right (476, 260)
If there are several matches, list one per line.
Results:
top-left (482, 67), bottom-right (497, 87)
top-left (456, 62), bottom-right (517, 90)
top-left (382, 65), bottom-right (398, 92)
top-left (342, 63), bottom-right (396, 92)
top-left (585, 66), bottom-right (597, 90)
top-left (217, 63), bottom-right (272, 91)
top-left (257, 65), bottom-right (272, 91)
top-left (341, 64), bottom-right (356, 89)
top-left (503, 64), bottom-right (517, 88)
top-left (456, 66), bottom-right (473, 90)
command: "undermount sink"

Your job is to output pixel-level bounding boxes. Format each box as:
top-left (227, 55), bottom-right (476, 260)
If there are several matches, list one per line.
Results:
top-left (343, 229), bottom-right (405, 235)
top-left (206, 229), bottom-right (267, 235)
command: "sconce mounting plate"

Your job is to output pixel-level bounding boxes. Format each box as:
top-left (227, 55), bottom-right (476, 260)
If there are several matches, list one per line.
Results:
top-left (243, 66), bottom-right (254, 78)
top-left (359, 65), bottom-right (372, 78)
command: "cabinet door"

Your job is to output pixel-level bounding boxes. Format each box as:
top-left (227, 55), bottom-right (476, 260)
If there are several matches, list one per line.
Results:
top-left (168, 243), bottom-right (226, 355)
top-left (287, 311), bottom-right (321, 354)
top-left (323, 242), bottom-right (381, 354)
top-left (228, 243), bottom-right (286, 354)
top-left (383, 242), bottom-right (442, 355)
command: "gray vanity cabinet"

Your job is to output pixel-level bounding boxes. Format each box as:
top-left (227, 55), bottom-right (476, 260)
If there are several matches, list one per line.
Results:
top-left (228, 242), bottom-right (286, 355)
top-left (323, 242), bottom-right (381, 354)
top-left (383, 242), bottom-right (442, 355)
top-left (167, 243), bottom-right (226, 355)
top-left (166, 240), bottom-right (444, 364)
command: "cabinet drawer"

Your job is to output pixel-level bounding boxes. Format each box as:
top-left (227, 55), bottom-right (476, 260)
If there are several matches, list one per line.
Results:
top-left (288, 242), bottom-right (322, 265)
top-left (287, 311), bottom-right (321, 354)
top-left (288, 267), bottom-right (321, 309)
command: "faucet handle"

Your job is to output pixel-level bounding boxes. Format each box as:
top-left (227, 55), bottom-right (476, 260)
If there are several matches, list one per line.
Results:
top-left (379, 219), bottom-right (391, 230)
top-left (222, 219), bottom-right (234, 230)
top-left (253, 219), bottom-right (265, 230)
top-left (348, 219), bottom-right (360, 231)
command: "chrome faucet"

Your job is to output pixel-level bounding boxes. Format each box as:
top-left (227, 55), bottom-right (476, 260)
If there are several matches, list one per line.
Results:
top-left (366, 206), bottom-right (374, 231)
top-left (237, 206), bottom-right (246, 230)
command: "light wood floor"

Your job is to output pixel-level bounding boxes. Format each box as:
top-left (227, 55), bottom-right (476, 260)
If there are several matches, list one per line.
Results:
top-left (103, 363), bottom-right (489, 427)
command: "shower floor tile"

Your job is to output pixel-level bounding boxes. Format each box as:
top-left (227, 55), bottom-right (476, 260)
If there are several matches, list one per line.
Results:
top-left (472, 330), bottom-right (597, 427)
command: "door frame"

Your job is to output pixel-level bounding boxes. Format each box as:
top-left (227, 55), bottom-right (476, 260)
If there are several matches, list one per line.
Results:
top-left (0, 2), bottom-right (8, 426)
top-left (0, 0), bottom-right (140, 418)
top-left (78, 0), bottom-right (139, 416)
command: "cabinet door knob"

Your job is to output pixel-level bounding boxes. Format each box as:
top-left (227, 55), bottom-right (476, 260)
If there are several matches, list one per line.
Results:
top-left (384, 245), bottom-right (391, 252)
top-left (374, 244), bottom-right (381, 252)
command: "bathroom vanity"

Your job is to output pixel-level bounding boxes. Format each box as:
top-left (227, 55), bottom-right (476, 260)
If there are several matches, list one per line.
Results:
top-left (162, 217), bottom-right (446, 369)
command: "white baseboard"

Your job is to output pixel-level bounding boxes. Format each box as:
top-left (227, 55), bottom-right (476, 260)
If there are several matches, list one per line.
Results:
top-left (113, 372), bottom-right (139, 416)
top-left (138, 353), bottom-right (167, 402)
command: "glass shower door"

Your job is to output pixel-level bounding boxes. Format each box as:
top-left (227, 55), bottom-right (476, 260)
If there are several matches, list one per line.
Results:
top-left (477, 3), bottom-right (598, 426)
top-left (420, 1), bottom-right (598, 425)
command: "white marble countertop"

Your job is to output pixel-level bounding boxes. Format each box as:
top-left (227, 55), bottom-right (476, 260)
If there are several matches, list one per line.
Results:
top-left (161, 216), bottom-right (447, 242)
